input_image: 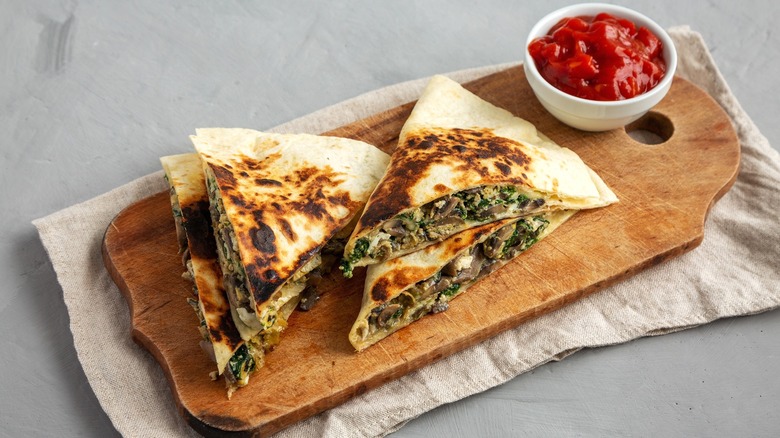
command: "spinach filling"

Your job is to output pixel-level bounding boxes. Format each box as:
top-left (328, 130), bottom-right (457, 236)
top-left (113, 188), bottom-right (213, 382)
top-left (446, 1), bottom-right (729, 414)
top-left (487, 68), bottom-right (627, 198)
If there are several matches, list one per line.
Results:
top-left (342, 185), bottom-right (545, 275)
top-left (340, 237), bottom-right (369, 278)
top-left (228, 345), bottom-right (255, 380)
top-left (164, 174), bottom-right (189, 270)
top-left (225, 342), bottom-right (264, 392)
top-left (204, 170), bottom-right (257, 329)
top-left (364, 216), bottom-right (549, 337)
top-left (203, 166), bottom-right (332, 394)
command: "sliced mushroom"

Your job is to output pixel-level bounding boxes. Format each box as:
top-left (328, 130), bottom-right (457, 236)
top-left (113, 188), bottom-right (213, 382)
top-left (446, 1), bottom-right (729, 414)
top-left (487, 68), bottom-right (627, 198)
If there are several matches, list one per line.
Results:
top-left (373, 239), bottom-right (394, 260)
top-left (419, 275), bottom-right (439, 291)
top-left (415, 278), bottom-right (440, 301)
top-left (377, 304), bottom-right (402, 328)
top-left (518, 197), bottom-right (531, 210)
top-left (441, 246), bottom-right (477, 277)
top-left (495, 223), bottom-right (517, 243)
top-left (382, 218), bottom-right (407, 237)
top-left (432, 216), bottom-right (465, 228)
top-left (481, 204), bottom-right (508, 219)
top-left (433, 196), bottom-right (461, 219)
top-left (181, 247), bottom-right (191, 267)
top-left (223, 363), bottom-right (238, 387)
top-left (441, 256), bottom-right (464, 277)
top-left (456, 247), bottom-right (486, 283)
top-left (430, 276), bottom-right (454, 294)
top-left (298, 285), bottom-right (320, 311)
top-left (482, 237), bottom-right (502, 259)
top-left (226, 276), bottom-right (251, 307)
top-left (306, 265), bottom-right (322, 287)
top-left (322, 238), bottom-right (346, 255)
top-left (484, 223), bottom-right (517, 258)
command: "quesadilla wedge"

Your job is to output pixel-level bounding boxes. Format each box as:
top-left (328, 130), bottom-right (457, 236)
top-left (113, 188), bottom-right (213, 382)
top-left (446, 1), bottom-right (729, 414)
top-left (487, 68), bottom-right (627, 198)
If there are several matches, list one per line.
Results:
top-left (341, 75), bottom-right (617, 277)
top-left (349, 209), bottom-right (574, 351)
top-left (161, 153), bottom-right (299, 398)
top-left (191, 128), bottom-right (390, 340)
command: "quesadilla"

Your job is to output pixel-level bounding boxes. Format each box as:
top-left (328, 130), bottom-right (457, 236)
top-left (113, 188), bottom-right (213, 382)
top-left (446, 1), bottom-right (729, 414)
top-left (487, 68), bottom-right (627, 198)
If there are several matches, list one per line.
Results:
top-left (191, 128), bottom-right (390, 344)
top-left (349, 209), bottom-right (574, 351)
top-left (341, 75), bottom-right (617, 277)
top-left (161, 153), bottom-right (294, 397)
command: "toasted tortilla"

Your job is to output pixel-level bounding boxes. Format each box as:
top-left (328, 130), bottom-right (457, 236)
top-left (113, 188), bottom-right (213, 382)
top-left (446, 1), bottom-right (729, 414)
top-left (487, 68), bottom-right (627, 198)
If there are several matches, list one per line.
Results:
top-left (349, 209), bottom-right (574, 351)
top-left (191, 128), bottom-right (390, 331)
top-left (160, 153), bottom-right (246, 376)
top-left (342, 75), bottom-right (617, 273)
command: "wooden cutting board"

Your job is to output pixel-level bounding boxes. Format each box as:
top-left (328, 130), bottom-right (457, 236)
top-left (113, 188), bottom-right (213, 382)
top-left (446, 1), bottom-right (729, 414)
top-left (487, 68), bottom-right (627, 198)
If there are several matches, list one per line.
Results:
top-left (102, 66), bottom-right (739, 437)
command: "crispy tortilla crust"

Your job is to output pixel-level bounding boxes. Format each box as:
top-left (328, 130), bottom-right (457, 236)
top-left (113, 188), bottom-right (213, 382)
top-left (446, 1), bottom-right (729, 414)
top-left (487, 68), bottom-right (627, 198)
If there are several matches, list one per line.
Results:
top-left (350, 210), bottom-right (574, 351)
top-left (367, 220), bottom-right (503, 304)
top-left (160, 153), bottom-right (244, 375)
top-left (180, 200), bottom-right (243, 349)
top-left (356, 127), bottom-right (533, 233)
top-left (344, 75), bottom-right (618, 266)
top-left (207, 159), bottom-right (359, 304)
top-left (192, 129), bottom-right (390, 316)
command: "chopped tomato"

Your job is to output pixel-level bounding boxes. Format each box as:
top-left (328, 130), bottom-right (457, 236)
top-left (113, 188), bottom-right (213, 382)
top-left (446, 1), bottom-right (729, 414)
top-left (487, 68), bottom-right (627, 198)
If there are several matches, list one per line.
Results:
top-left (528, 13), bottom-right (666, 101)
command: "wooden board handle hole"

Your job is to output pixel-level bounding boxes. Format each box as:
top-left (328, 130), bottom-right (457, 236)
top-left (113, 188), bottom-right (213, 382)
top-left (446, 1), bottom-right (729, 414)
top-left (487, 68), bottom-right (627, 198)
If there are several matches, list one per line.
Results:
top-left (625, 111), bottom-right (674, 145)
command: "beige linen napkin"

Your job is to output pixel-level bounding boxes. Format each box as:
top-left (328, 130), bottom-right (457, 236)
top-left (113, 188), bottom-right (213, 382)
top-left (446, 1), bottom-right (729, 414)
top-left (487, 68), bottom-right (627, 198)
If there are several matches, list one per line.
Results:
top-left (34, 27), bottom-right (780, 438)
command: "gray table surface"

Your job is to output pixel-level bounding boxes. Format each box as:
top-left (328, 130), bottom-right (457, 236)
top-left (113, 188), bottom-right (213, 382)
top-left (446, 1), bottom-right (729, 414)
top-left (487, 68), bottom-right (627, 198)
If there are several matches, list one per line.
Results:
top-left (2, 1), bottom-right (779, 437)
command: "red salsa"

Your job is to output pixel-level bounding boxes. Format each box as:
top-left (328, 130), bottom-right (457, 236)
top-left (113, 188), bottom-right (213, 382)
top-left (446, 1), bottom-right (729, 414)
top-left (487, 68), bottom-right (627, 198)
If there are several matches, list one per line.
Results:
top-left (528, 13), bottom-right (666, 101)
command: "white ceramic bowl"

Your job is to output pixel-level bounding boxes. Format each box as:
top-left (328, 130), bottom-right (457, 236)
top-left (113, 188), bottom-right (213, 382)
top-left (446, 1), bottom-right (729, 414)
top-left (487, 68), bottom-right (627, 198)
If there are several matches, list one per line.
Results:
top-left (524, 3), bottom-right (677, 132)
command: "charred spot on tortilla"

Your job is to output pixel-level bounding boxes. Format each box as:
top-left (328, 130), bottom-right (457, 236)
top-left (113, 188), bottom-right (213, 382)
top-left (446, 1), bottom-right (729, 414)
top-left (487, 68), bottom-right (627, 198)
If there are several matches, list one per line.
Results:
top-left (256, 178), bottom-right (282, 187)
top-left (181, 201), bottom-right (216, 259)
top-left (207, 312), bottom-right (243, 346)
top-left (246, 265), bottom-right (281, 303)
top-left (292, 166), bottom-right (318, 182)
top-left (434, 184), bottom-right (448, 193)
top-left (370, 277), bottom-right (392, 303)
top-left (250, 223), bottom-right (276, 254)
top-left (278, 218), bottom-right (296, 242)
top-left (239, 156), bottom-right (264, 169)
top-left (494, 161), bottom-right (511, 176)
top-left (263, 269), bottom-right (280, 282)
top-left (228, 194), bottom-right (252, 209)
top-left (370, 267), bottom-right (428, 303)
top-left (212, 165), bottom-right (237, 186)
top-left (332, 192), bottom-right (355, 210)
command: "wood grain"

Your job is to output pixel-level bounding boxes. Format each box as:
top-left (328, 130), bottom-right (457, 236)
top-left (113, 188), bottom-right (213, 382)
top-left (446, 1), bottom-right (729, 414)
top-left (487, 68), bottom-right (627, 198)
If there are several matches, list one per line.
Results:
top-left (102, 66), bottom-right (739, 437)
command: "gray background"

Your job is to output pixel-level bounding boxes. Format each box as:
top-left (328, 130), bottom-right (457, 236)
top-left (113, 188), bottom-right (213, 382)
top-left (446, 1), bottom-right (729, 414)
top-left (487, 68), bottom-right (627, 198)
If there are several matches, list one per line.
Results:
top-left (2, 0), bottom-right (778, 436)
